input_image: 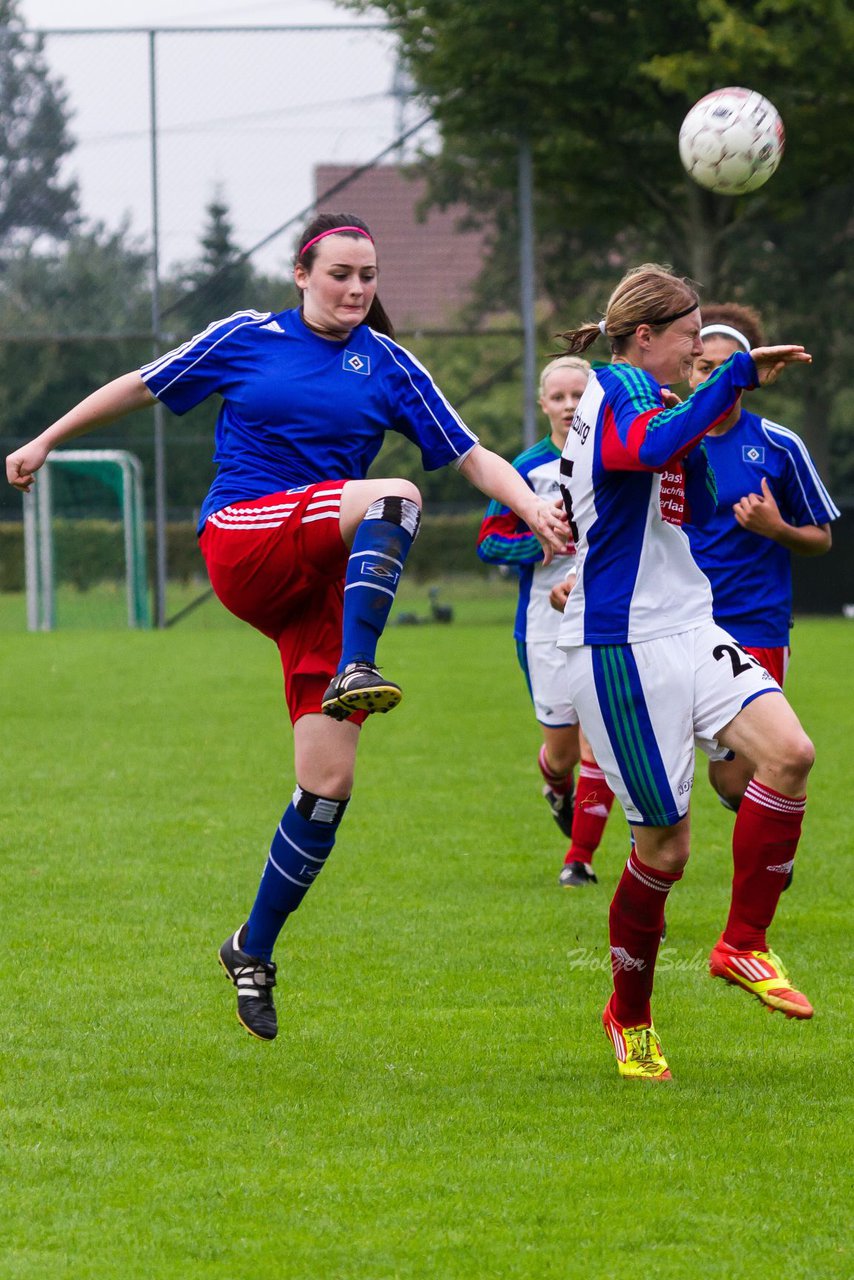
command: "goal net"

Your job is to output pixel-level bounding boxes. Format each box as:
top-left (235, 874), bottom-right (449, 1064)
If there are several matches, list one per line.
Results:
top-left (24, 450), bottom-right (150, 630)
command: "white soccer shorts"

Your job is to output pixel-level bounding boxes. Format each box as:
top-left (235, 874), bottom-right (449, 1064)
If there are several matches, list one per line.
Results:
top-left (562, 620), bottom-right (781, 827)
top-left (518, 638), bottom-right (579, 728)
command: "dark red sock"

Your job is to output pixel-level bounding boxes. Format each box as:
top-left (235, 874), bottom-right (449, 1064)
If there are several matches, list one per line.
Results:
top-left (566, 762), bottom-right (614, 865)
top-left (723, 779), bottom-right (806, 951)
top-left (609, 849), bottom-right (682, 1026)
top-left (538, 743), bottom-right (572, 794)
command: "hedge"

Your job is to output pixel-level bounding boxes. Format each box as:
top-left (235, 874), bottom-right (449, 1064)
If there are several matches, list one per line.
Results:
top-left (0, 512), bottom-right (489, 592)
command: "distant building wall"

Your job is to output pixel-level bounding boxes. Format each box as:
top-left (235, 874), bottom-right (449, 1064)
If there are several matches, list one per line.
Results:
top-left (314, 164), bottom-right (488, 330)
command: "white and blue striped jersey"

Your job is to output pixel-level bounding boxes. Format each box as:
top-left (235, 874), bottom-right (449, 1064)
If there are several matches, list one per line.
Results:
top-left (140, 308), bottom-right (478, 532)
top-left (557, 352), bottom-right (756, 647)
top-left (686, 409), bottom-right (840, 645)
top-left (476, 436), bottom-right (576, 642)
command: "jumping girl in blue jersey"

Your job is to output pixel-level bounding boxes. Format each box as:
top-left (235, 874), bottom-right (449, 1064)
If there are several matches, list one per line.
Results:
top-left (555, 263), bottom-right (815, 1080)
top-left (6, 212), bottom-right (567, 1042)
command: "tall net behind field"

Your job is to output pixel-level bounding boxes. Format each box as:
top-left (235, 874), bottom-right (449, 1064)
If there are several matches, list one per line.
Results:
top-left (22, 452), bottom-right (149, 631)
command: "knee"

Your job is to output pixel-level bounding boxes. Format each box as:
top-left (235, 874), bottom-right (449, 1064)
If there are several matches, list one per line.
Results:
top-left (763, 730), bottom-right (815, 791)
top-left (298, 768), bottom-right (353, 802)
top-left (544, 740), bottom-right (579, 776)
top-left (654, 847), bottom-right (690, 876)
top-left (632, 829), bottom-right (690, 876)
top-left (384, 478), bottom-right (422, 509)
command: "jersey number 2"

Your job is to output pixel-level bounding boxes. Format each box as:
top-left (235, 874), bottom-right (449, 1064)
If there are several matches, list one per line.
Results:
top-left (712, 643), bottom-right (760, 679)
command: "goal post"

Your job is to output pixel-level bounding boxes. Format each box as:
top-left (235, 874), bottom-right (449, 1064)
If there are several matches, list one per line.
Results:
top-left (24, 449), bottom-right (151, 631)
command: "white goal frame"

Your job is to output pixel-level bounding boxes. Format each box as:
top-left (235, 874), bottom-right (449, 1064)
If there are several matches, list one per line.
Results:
top-left (24, 449), bottom-right (150, 631)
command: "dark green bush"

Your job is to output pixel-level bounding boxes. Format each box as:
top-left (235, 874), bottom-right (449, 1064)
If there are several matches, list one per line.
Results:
top-left (0, 511), bottom-right (489, 591)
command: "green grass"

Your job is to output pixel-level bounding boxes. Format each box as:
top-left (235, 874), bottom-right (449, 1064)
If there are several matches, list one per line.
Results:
top-left (0, 591), bottom-right (850, 1279)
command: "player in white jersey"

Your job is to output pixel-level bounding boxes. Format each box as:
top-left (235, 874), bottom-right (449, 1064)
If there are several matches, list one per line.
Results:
top-left (6, 212), bottom-right (568, 1043)
top-left (477, 357), bottom-right (616, 886)
top-left (554, 263), bottom-right (815, 1080)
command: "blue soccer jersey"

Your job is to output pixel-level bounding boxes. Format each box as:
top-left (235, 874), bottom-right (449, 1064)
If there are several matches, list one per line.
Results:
top-left (476, 436), bottom-right (576, 642)
top-left (685, 410), bottom-right (840, 646)
top-left (140, 308), bottom-right (478, 531)
top-left (557, 353), bottom-right (752, 648)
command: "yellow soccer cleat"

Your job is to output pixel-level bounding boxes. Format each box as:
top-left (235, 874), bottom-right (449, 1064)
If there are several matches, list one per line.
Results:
top-left (602, 997), bottom-right (672, 1081)
top-left (709, 939), bottom-right (814, 1019)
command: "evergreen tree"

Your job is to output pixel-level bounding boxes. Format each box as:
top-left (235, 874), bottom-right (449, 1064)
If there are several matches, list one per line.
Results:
top-left (173, 191), bottom-right (255, 334)
top-left (0, 0), bottom-right (79, 249)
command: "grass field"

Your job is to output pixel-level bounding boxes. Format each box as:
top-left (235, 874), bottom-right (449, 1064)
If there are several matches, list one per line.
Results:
top-left (0, 582), bottom-right (850, 1279)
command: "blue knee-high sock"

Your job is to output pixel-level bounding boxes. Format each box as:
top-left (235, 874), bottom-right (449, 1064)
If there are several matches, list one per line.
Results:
top-left (243, 788), bottom-right (349, 962)
top-left (339, 496), bottom-right (420, 671)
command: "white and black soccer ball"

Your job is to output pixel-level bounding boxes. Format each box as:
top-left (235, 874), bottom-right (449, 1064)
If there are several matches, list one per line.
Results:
top-left (678, 87), bottom-right (785, 196)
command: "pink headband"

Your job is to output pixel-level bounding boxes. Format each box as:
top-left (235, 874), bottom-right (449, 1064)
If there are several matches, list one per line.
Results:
top-left (299, 226), bottom-right (374, 256)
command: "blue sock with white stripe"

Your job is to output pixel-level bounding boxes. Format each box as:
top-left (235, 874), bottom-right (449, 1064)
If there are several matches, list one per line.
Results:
top-left (243, 787), bottom-right (349, 962)
top-left (338, 496), bottom-right (421, 671)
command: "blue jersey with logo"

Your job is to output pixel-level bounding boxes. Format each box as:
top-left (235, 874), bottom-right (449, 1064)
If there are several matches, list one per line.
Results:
top-left (685, 409), bottom-right (839, 645)
top-left (140, 307), bottom-right (478, 531)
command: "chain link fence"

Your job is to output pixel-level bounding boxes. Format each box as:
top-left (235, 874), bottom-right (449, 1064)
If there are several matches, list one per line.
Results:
top-left (0, 23), bottom-right (533, 626)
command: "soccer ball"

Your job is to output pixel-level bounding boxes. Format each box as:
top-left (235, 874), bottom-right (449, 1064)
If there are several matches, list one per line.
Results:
top-left (678, 87), bottom-right (785, 195)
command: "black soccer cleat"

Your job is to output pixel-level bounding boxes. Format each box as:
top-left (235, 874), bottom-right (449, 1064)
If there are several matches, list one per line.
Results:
top-left (218, 926), bottom-right (278, 1041)
top-left (321, 662), bottom-right (402, 720)
top-left (558, 859), bottom-right (598, 888)
top-left (543, 779), bottom-right (575, 838)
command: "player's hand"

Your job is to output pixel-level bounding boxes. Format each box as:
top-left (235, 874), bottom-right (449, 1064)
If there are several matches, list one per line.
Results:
top-left (530, 496), bottom-right (569, 566)
top-left (749, 345), bottom-right (811, 386)
top-left (6, 439), bottom-right (50, 492)
top-left (733, 476), bottom-right (784, 538)
top-left (661, 388), bottom-right (682, 409)
top-left (549, 576), bottom-right (575, 613)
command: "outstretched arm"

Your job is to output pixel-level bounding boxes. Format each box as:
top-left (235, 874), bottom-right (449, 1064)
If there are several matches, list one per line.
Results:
top-left (460, 444), bottom-right (568, 563)
top-left (605, 347), bottom-right (811, 472)
top-left (6, 372), bottom-right (155, 492)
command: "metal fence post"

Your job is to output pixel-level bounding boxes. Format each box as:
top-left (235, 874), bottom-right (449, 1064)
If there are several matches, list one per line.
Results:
top-left (148, 27), bottom-right (168, 628)
top-left (518, 134), bottom-right (538, 451)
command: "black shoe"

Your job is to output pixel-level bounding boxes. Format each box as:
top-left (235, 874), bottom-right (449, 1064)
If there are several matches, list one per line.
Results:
top-left (783, 866), bottom-right (794, 892)
top-left (661, 916), bottom-right (668, 943)
top-left (321, 662), bottom-right (402, 720)
top-left (543, 779), bottom-right (575, 838)
top-left (218, 926), bottom-right (278, 1041)
top-left (558, 859), bottom-right (598, 887)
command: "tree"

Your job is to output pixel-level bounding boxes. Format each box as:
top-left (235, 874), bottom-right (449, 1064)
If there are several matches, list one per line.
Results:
top-left (348, 0), bottom-right (851, 290)
top-left (0, 0), bottom-right (79, 249)
top-left (345, 0), bottom-right (854, 484)
top-left (171, 190), bottom-right (256, 335)
top-left (0, 221), bottom-right (152, 516)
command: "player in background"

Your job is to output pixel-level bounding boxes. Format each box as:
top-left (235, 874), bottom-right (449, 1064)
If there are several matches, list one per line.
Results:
top-left (685, 302), bottom-right (839, 819)
top-left (477, 357), bottom-right (615, 887)
top-left (556, 263), bottom-right (815, 1081)
top-left (6, 212), bottom-right (567, 1043)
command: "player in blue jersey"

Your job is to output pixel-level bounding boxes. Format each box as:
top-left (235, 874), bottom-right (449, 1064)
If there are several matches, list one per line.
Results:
top-left (6, 212), bottom-right (567, 1042)
top-left (477, 356), bottom-right (615, 887)
top-left (685, 302), bottom-right (839, 815)
top-left (554, 263), bottom-right (816, 1080)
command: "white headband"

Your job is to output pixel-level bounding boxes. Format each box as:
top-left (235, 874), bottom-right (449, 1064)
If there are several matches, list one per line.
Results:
top-left (597, 319), bottom-right (607, 335)
top-left (701, 322), bottom-right (751, 353)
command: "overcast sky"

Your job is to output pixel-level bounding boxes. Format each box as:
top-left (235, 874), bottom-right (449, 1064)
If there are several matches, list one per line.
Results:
top-left (17, 0), bottom-right (425, 274)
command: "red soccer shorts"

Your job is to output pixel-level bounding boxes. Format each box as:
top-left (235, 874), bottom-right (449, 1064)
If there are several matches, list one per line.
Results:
top-left (199, 482), bottom-right (365, 725)
top-left (743, 645), bottom-right (790, 686)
